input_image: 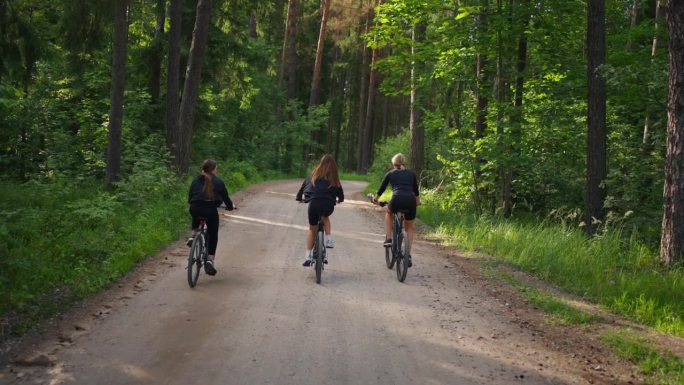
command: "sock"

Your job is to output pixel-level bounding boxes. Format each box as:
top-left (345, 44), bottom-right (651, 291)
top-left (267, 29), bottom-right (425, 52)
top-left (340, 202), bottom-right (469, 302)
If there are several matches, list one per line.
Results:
top-left (327, 235), bottom-right (333, 242)
top-left (305, 249), bottom-right (312, 258)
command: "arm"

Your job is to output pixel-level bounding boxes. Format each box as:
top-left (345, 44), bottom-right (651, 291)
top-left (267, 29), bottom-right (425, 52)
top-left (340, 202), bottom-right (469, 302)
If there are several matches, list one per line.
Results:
top-left (216, 178), bottom-right (234, 210)
top-left (376, 172), bottom-right (391, 197)
top-left (336, 186), bottom-right (344, 203)
top-left (296, 176), bottom-right (311, 201)
top-left (413, 173), bottom-right (419, 196)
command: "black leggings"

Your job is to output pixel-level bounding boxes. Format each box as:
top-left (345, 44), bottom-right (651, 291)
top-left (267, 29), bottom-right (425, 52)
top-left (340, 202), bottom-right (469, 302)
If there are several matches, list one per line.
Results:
top-left (190, 202), bottom-right (220, 255)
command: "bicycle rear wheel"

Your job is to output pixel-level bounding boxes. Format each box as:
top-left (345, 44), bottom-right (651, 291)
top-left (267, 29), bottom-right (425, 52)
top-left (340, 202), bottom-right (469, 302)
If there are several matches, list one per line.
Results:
top-left (396, 230), bottom-right (409, 282)
top-left (187, 232), bottom-right (204, 288)
top-left (315, 230), bottom-right (325, 283)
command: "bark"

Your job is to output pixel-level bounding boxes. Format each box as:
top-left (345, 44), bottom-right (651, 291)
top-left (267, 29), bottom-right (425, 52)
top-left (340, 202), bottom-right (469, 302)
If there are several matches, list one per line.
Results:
top-left (356, 9), bottom-right (371, 172)
top-left (409, 23), bottom-right (426, 177)
top-left (165, 0), bottom-right (182, 162)
top-left (286, 0), bottom-right (298, 99)
top-left (586, 0), bottom-right (607, 235)
top-left (249, 13), bottom-right (257, 38)
top-left (360, 0), bottom-right (382, 172)
top-left (105, 0), bottom-right (129, 190)
top-left (177, 0), bottom-right (213, 174)
top-left (661, 0), bottom-right (684, 265)
top-left (149, 0), bottom-right (166, 102)
top-left (309, 0), bottom-right (331, 107)
top-left (643, 0), bottom-right (664, 144)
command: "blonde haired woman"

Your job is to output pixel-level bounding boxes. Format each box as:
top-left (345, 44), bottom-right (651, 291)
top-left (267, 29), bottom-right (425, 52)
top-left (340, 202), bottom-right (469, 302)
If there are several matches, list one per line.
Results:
top-left (372, 153), bottom-right (420, 267)
top-left (296, 154), bottom-right (344, 266)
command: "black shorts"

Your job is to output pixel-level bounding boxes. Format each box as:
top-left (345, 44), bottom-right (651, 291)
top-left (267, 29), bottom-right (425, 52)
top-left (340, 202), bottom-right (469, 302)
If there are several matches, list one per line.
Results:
top-left (308, 199), bottom-right (334, 225)
top-left (388, 194), bottom-right (417, 220)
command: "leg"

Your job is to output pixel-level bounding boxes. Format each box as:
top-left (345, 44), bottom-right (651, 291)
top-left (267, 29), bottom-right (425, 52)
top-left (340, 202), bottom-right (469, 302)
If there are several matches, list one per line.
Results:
top-left (384, 210), bottom-right (393, 240)
top-left (306, 224), bottom-right (317, 250)
top-left (323, 216), bottom-right (331, 235)
top-left (205, 209), bottom-right (220, 261)
top-left (405, 219), bottom-right (415, 254)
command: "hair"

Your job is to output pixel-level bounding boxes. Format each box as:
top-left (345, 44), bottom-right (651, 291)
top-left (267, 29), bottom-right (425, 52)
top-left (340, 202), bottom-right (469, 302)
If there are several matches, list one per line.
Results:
top-left (391, 153), bottom-right (405, 169)
top-left (311, 154), bottom-right (341, 188)
top-left (201, 159), bottom-right (217, 199)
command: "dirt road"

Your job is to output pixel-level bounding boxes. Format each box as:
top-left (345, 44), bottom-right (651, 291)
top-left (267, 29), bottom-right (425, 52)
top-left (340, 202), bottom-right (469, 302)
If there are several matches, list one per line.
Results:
top-left (1, 180), bottom-right (638, 384)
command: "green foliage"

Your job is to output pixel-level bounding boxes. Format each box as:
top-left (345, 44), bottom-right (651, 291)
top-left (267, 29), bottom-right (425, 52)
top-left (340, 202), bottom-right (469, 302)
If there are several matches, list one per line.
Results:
top-left (420, 191), bottom-right (684, 337)
top-left (601, 330), bottom-right (684, 385)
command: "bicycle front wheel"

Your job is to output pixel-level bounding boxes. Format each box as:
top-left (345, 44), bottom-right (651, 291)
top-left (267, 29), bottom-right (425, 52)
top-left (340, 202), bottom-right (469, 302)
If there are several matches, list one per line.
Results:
top-left (315, 231), bottom-right (325, 284)
top-left (187, 232), bottom-right (204, 288)
top-left (396, 230), bottom-right (409, 282)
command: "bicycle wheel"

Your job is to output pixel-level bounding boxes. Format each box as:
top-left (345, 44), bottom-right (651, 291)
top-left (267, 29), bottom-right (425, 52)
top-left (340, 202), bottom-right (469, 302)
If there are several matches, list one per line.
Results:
top-left (315, 230), bottom-right (324, 284)
top-left (187, 232), bottom-right (204, 288)
top-left (396, 230), bottom-right (409, 282)
top-left (384, 244), bottom-right (395, 269)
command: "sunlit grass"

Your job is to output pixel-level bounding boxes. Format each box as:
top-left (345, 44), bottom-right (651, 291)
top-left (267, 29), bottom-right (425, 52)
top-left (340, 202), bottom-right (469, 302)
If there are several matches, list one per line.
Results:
top-left (601, 330), bottom-right (684, 385)
top-left (418, 193), bottom-right (684, 337)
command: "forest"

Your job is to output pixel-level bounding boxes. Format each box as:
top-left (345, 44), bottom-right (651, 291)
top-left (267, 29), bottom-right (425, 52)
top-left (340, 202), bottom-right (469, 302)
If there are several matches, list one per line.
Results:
top-left (1, 0), bottom-right (684, 360)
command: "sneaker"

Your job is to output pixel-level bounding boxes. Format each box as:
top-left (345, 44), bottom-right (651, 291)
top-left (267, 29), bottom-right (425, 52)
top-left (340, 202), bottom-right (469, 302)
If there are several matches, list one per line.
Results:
top-left (204, 260), bottom-right (217, 275)
top-left (383, 238), bottom-right (392, 247)
top-left (325, 237), bottom-right (335, 248)
top-left (186, 237), bottom-right (194, 248)
top-left (407, 255), bottom-right (413, 268)
top-left (302, 258), bottom-right (313, 267)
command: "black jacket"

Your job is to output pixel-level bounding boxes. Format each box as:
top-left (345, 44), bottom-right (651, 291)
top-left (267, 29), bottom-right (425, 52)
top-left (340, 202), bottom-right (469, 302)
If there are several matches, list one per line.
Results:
top-left (188, 174), bottom-right (234, 209)
top-left (296, 176), bottom-right (344, 204)
top-left (376, 168), bottom-right (419, 198)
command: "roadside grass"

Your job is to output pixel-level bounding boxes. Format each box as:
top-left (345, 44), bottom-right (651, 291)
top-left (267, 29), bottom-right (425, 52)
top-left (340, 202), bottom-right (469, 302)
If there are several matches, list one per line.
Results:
top-left (418, 191), bottom-right (684, 338)
top-left (601, 330), bottom-right (684, 385)
top-left (484, 267), bottom-right (602, 326)
top-left (0, 160), bottom-right (267, 339)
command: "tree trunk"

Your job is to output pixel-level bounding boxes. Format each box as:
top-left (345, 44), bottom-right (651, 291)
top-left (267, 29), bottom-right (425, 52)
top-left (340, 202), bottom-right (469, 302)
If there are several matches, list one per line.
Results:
top-left (105, 0), bottom-right (129, 190)
top-left (473, 4), bottom-right (488, 212)
top-left (643, 0), bottom-right (664, 144)
top-left (149, 0), bottom-right (165, 102)
top-left (286, 0), bottom-right (298, 99)
top-left (586, 0), bottom-right (607, 235)
top-left (661, 0), bottom-right (684, 266)
top-left (249, 13), bottom-right (257, 38)
top-left (356, 9), bottom-right (371, 173)
top-left (309, 0), bottom-right (331, 108)
top-left (165, 0), bottom-right (182, 163)
top-left (360, 0), bottom-right (382, 172)
top-left (177, 0), bottom-right (213, 174)
top-left (409, 23), bottom-right (426, 177)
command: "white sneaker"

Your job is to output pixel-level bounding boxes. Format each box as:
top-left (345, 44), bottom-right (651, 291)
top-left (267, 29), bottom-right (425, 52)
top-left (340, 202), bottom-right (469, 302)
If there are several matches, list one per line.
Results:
top-left (325, 237), bottom-right (335, 248)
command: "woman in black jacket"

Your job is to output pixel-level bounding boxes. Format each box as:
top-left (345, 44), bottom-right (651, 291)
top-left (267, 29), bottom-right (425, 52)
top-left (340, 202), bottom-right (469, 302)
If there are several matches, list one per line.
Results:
top-left (296, 154), bottom-right (344, 266)
top-left (188, 159), bottom-right (236, 275)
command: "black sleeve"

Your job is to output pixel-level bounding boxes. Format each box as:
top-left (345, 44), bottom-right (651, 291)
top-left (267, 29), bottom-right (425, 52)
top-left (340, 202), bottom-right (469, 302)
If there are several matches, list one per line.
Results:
top-left (296, 176), bottom-right (310, 201)
top-left (336, 185), bottom-right (344, 203)
top-left (216, 178), bottom-right (234, 210)
top-left (376, 172), bottom-right (391, 197)
top-left (413, 172), bottom-right (419, 196)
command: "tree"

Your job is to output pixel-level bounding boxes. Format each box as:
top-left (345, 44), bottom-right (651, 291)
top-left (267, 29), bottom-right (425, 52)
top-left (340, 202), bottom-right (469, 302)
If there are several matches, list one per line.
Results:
top-left (165, 0), bottom-right (182, 164)
top-left (148, 0), bottom-right (166, 102)
top-left (409, 22), bottom-right (425, 177)
top-left (360, 0), bottom-right (382, 172)
top-left (309, 0), bottom-right (331, 107)
top-left (177, 0), bottom-right (213, 174)
top-left (660, 0), bottom-right (684, 265)
top-left (105, 0), bottom-right (129, 190)
top-left (586, 0), bottom-right (607, 235)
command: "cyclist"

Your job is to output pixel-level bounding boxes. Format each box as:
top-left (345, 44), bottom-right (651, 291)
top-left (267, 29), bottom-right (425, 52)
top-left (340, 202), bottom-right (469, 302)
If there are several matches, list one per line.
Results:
top-left (296, 154), bottom-right (344, 266)
top-left (188, 159), bottom-right (236, 275)
top-left (372, 153), bottom-right (420, 267)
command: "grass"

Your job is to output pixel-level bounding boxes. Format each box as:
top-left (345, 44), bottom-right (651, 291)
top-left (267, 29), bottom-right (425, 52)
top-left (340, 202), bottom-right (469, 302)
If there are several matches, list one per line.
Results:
top-left (417, 191), bottom-right (684, 337)
top-left (0, 160), bottom-right (268, 338)
top-left (601, 330), bottom-right (684, 385)
top-left (485, 267), bottom-right (602, 326)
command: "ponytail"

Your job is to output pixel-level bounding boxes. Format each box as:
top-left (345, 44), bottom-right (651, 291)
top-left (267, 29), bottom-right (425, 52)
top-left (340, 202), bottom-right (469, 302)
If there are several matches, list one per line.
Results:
top-left (201, 159), bottom-right (217, 199)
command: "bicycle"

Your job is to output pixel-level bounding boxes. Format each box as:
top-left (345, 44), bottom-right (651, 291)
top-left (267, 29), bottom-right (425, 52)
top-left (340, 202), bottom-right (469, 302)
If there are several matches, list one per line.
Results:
top-left (187, 218), bottom-right (208, 288)
top-left (369, 194), bottom-right (410, 282)
top-left (311, 214), bottom-right (326, 284)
